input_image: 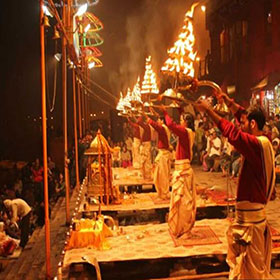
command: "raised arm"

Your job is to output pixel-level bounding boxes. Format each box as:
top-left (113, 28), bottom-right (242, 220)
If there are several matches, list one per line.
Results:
top-left (148, 118), bottom-right (164, 134)
top-left (163, 110), bottom-right (187, 138)
top-left (195, 100), bottom-right (260, 163)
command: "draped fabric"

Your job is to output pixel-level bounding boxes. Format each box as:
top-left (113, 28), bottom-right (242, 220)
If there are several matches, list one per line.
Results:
top-left (140, 141), bottom-right (152, 179)
top-left (257, 136), bottom-right (275, 202)
top-left (132, 137), bottom-right (141, 169)
top-left (154, 149), bottom-right (171, 199)
top-left (168, 159), bottom-right (196, 238)
top-left (227, 137), bottom-right (275, 279)
top-left (227, 202), bottom-right (272, 279)
top-left (186, 128), bottom-right (195, 161)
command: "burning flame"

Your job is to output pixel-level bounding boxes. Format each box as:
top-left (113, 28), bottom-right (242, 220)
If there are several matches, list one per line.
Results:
top-left (141, 56), bottom-right (159, 95)
top-left (131, 77), bottom-right (142, 103)
top-left (161, 3), bottom-right (198, 78)
top-left (123, 88), bottom-right (132, 109)
top-left (116, 92), bottom-right (124, 111)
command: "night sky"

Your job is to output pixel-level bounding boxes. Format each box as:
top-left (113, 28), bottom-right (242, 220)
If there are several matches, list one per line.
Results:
top-left (0, 0), bottom-right (209, 161)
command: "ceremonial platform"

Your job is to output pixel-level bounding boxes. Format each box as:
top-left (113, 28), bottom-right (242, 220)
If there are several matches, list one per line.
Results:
top-left (80, 167), bottom-right (235, 224)
top-left (59, 167), bottom-right (280, 279)
top-left (62, 211), bottom-right (280, 280)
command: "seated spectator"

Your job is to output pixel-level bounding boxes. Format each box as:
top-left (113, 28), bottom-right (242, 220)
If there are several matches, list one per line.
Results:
top-left (47, 156), bottom-right (56, 172)
top-left (112, 143), bottom-right (121, 167)
top-left (269, 117), bottom-right (279, 140)
top-left (0, 223), bottom-right (19, 256)
top-left (31, 159), bottom-right (43, 183)
top-left (220, 137), bottom-right (233, 176)
top-left (55, 173), bottom-right (65, 198)
top-left (231, 156), bottom-right (241, 179)
top-left (121, 145), bottom-right (132, 168)
top-left (124, 136), bottom-right (133, 158)
top-left (205, 130), bottom-right (221, 171)
top-left (263, 124), bottom-right (272, 142)
top-left (273, 138), bottom-right (280, 156)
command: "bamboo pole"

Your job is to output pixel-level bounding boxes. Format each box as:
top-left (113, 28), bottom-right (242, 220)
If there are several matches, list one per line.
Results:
top-left (62, 0), bottom-right (70, 225)
top-left (86, 67), bottom-right (89, 131)
top-left (72, 70), bottom-right (80, 188)
top-left (82, 85), bottom-right (86, 135)
top-left (77, 81), bottom-right (82, 139)
top-left (81, 58), bottom-right (86, 136)
top-left (39, 1), bottom-right (51, 277)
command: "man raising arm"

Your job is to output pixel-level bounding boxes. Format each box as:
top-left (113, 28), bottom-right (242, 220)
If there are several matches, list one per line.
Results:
top-left (195, 96), bottom-right (275, 279)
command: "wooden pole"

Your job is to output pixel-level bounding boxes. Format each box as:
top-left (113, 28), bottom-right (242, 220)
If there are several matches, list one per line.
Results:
top-left (72, 70), bottom-right (80, 188)
top-left (81, 70), bottom-right (86, 135)
top-left (77, 81), bottom-right (82, 139)
top-left (39, 1), bottom-right (51, 278)
top-left (62, 0), bottom-right (70, 225)
top-left (86, 67), bottom-right (89, 131)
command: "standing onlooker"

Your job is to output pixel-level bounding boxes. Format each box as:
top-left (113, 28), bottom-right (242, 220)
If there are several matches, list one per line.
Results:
top-left (194, 113), bottom-right (203, 130)
top-left (121, 144), bottom-right (132, 168)
top-left (3, 198), bottom-right (31, 248)
top-left (193, 122), bottom-right (205, 164)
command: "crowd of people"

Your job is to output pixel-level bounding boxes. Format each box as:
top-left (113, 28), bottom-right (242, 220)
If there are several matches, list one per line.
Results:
top-left (193, 111), bottom-right (280, 179)
top-left (0, 92), bottom-right (279, 279)
top-left (0, 156), bottom-right (68, 254)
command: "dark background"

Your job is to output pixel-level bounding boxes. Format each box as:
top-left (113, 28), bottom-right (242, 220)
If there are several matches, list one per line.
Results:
top-left (0, 0), bottom-right (209, 161)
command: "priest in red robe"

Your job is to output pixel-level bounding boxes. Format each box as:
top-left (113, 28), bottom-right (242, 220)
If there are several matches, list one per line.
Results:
top-left (161, 107), bottom-right (196, 238)
top-left (195, 94), bottom-right (275, 279)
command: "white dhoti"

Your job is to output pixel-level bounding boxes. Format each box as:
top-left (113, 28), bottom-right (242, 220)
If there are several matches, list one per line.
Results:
top-left (140, 141), bottom-right (152, 180)
top-left (132, 137), bottom-right (141, 169)
top-left (227, 201), bottom-right (272, 280)
top-left (154, 149), bottom-right (171, 199)
top-left (168, 159), bottom-right (196, 238)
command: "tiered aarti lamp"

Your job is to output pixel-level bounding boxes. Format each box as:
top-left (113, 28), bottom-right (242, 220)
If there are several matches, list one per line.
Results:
top-left (161, 3), bottom-right (198, 90)
top-left (141, 56), bottom-right (159, 97)
top-left (140, 56), bottom-right (160, 110)
top-left (130, 77), bottom-right (143, 114)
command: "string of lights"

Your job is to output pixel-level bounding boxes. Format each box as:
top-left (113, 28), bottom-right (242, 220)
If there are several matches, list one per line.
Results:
top-left (85, 75), bottom-right (118, 101)
top-left (79, 80), bottom-right (115, 108)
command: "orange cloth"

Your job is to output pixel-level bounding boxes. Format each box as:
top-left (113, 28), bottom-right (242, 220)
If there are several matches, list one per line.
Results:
top-left (67, 219), bottom-right (113, 250)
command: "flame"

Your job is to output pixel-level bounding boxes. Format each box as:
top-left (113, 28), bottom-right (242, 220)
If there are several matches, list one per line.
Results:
top-left (141, 56), bottom-right (159, 95)
top-left (123, 88), bottom-right (132, 109)
top-left (161, 3), bottom-right (198, 78)
top-left (116, 92), bottom-right (124, 111)
top-left (131, 77), bottom-right (142, 103)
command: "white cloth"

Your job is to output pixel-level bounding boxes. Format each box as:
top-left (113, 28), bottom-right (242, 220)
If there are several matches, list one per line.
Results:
top-left (209, 137), bottom-right (221, 157)
top-left (154, 149), bottom-right (171, 199)
top-left (168, 159), bottom-right (196, 238)
top-left (140, 141), bottom-right (152, 179)
top-left (227, 136), bottom-right (275, 279)
top-left (227, 201), bottom-right (271, 279)
top-left (4, 199), bottom-right (31, 223)
top-left (132, 137), bottom-right (141, 169)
